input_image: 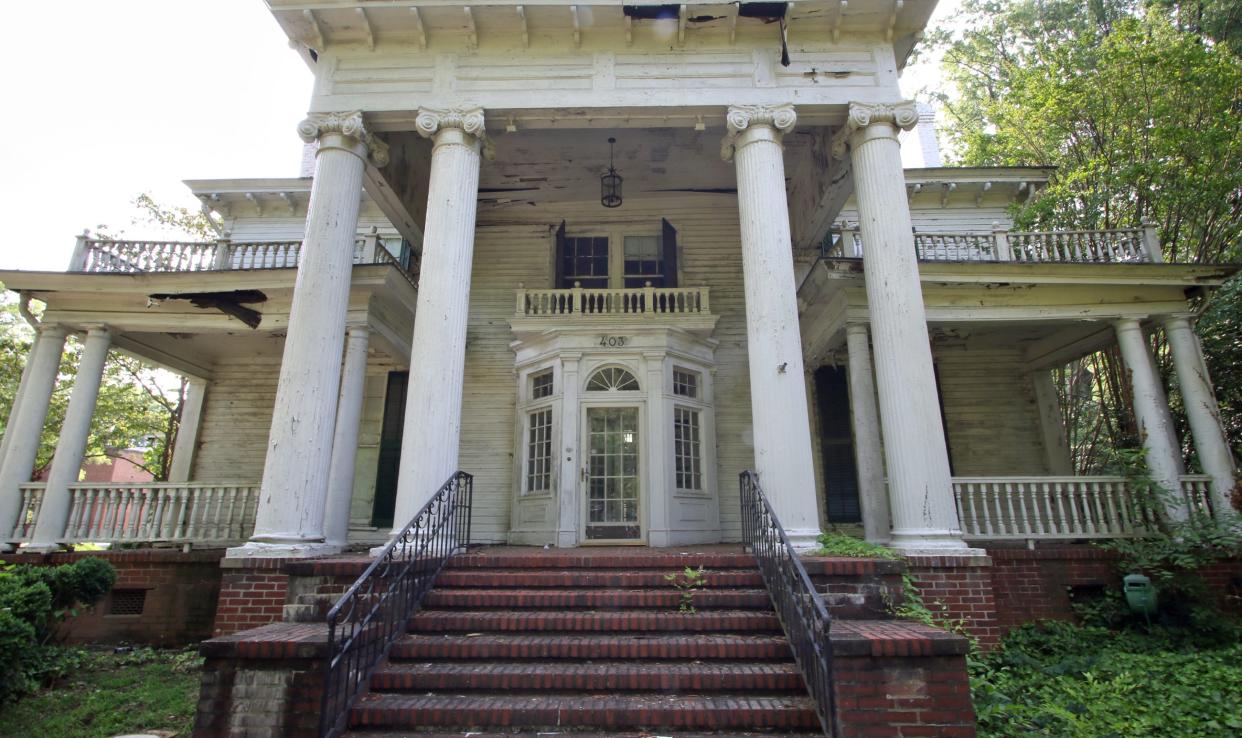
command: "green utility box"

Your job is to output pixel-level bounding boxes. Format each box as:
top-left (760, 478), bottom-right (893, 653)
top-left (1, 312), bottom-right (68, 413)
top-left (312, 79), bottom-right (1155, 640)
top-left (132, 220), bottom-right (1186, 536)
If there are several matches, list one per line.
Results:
top-left (1123, 573), bottom-right (1158, 615)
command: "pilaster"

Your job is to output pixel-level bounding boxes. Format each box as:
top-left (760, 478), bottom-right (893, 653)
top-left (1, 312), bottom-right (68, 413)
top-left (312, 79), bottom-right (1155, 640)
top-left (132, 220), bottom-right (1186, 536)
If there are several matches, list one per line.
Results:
top-left (324, 325), bottom-right (371, 549)
top-left (834, 100), bottom-right (969, 552)
top-left (723, 102), bottom-right (820, 547)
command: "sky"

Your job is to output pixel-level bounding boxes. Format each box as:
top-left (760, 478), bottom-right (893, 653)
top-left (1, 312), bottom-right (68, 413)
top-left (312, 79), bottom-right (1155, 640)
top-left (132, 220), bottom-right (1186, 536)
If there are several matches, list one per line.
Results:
top-left (0, 0), bottom-right (962, 273)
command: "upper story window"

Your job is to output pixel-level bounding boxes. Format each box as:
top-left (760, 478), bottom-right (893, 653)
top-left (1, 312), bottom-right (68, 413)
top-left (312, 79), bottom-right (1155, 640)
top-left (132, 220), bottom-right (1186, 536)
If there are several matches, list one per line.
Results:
top-left (586, 367), bottom-right (640, 392)
top-left (555, 219), bottom-right (679, 289)
top-left (531, 370), bottom-right (554, 400)
top-left (673, 368), bottom-right (700, 399)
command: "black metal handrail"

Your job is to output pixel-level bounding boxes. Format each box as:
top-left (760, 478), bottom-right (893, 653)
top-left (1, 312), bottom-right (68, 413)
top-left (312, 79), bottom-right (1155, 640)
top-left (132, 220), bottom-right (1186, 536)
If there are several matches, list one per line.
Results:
top-left (739, 470), bottom-right (834, 737)
top-left (318, 470), bottom-right (473, 738)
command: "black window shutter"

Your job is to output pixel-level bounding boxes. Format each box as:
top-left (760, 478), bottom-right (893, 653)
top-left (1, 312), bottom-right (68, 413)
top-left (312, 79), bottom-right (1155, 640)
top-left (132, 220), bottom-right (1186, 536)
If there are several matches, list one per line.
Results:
top-left (554, 220), bottom-right (567, 287)
top-left (661, 218), bottom-right (678, 288)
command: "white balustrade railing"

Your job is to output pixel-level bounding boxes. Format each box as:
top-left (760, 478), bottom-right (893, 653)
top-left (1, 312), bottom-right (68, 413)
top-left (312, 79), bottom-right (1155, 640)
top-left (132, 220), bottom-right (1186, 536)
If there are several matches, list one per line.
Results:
top-left (827, 223), bottom-right (1163, 265)
top-left (7, 482), bottom-right (259, 546)
top-left (69, 233), bottom-right (418, 285)
top-left (517, 284), bottom-right (711, 317)
top-left (953, 475), bottom-right (1221, 540)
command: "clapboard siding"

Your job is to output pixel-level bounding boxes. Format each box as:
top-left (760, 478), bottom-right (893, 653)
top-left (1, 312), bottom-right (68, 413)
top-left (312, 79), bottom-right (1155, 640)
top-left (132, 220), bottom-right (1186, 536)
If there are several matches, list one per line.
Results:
top-left (463, 194), bottom-right (755, 543)
top-left (348, 372), bottom-right (388, 531)
top-left (191, 358), bottom-right (281, 482)
top-left (934, 346), bottom-right (1048, 476)
top-left (837, 201), bottom-right (1018, 233)
top-left (225, 214), bottom-right (398, 243)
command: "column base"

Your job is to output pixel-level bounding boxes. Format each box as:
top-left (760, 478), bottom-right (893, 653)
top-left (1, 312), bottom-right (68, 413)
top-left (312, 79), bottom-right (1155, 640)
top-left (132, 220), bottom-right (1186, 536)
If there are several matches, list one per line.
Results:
top-left (785, 528), bottom-right (823, 551)
top-left (226, 540), bottom-right (342, 559)
top-left (888, 529), bottom-right (981, 556)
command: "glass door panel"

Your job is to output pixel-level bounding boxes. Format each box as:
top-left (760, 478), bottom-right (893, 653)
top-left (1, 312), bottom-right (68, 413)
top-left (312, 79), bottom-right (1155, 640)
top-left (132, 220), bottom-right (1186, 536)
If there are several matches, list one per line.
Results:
top-left (585, 407), bottom-right (640, 540)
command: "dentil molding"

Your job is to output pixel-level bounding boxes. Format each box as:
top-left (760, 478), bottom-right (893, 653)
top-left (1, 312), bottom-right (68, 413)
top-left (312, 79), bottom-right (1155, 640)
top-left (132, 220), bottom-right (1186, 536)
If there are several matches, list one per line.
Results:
top-left (830, 101), bottom-right (920, 159)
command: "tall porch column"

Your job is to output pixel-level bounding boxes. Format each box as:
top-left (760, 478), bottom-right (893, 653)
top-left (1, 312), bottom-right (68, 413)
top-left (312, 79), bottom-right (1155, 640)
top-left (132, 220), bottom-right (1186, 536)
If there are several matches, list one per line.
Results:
top-left (26, 327), bottom-right (111, 551)
top-left (324, 325), bottom-right (371, 548)
top-left (230, 112), bottom-right (388, 558)
top-left (1164, 315), bottom-right (1236, 515)
top-left (167, 377), bottom-right (207, 483)
top-left (845, 324), bottom-right (891, 543)
top-left (1114, 318), bottom-right (1186, 518)
top-left (832, 101), bottom-right (967, 551)
top-left (723, 104), bottom-right (820, 546)
top-left (1031, 370), bottom-right (1074, 475)
top-left (390, 108), bottom-right (485, 532)
top-left (0, 324), bottom-right (67, 549)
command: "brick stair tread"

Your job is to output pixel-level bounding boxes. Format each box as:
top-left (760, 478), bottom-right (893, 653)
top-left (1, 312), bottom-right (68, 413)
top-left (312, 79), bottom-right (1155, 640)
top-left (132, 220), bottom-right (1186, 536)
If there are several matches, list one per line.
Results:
top-left (371, 661), bottom-right (805, 693)
top-left (435, 571), bottom-right (764, 589)
top-left (408, 610), bottom-right (781, 633)
top-left (350, 693), bottom-right (819, 730)
top-left (391, 633), bottom-right (795, 661)
top-left (424, 588), bottom-right (773, 610)
top-left (449, 552), bottom-right (760, 570)
top-left (346, 731), bottom-right (825, 737)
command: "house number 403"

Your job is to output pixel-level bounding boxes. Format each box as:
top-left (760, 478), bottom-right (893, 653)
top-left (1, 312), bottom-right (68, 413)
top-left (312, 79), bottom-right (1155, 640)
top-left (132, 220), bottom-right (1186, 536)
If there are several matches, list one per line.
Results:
top-left (599, 336), bottom-right (628, 347)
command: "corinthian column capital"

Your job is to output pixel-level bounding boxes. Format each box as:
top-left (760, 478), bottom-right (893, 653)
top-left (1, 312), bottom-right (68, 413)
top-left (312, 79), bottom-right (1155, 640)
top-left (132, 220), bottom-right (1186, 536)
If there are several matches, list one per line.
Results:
top-left (297, 111), bottom-right (390, 167)
top-left (720, 104), bottom-right (797, 161)
top-left (830, 100), bottom-right (920, 159)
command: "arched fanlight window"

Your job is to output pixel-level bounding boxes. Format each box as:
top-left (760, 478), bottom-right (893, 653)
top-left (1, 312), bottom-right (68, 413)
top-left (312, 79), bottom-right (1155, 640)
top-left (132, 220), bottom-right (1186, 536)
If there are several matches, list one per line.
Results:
top-left (585, 366), bottom-right (640, 392)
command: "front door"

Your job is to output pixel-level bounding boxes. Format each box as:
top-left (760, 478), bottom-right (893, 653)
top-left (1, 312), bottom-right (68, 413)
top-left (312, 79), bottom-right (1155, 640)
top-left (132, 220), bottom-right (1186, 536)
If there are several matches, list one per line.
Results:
top-left (584, 406), bottom-right (641, 542)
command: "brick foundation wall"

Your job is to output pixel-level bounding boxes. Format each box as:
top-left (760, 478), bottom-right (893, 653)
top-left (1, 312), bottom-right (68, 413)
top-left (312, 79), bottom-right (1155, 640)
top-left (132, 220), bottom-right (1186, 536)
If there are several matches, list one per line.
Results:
top-left (194, 623), bottom-right (327, 738)
top-left (0, 550), bottom-right (225, 647)
top-left (213, 558), bottom-right (294, 636)
top-left (830, 620), bottom-right (977, 737)
top-left (904, 554), bottom-right (1001, 651)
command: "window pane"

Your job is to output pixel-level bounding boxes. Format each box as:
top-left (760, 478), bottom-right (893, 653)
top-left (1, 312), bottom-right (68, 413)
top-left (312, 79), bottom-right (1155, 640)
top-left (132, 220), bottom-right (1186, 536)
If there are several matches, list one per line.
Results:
top-left (673, 407), bottom-right (703, 491)
top-left (531, 371), bottom-right (554, 399)
top-left (525, 408), bottom-right (553, 494)
top-left (673, 369), bottom-right (699, 399)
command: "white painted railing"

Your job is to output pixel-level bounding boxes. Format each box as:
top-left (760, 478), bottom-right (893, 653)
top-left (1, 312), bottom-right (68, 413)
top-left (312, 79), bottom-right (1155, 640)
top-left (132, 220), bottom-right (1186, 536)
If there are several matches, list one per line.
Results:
top-left (69, 233), bottom-right (418, 287)
top-left (953, 475), bottom-right (1220, 540)
top-left (829, 223), bottom-right (1163, 265)
top-left (7, 482), bottom-right (259, 546)
top-left (517, 284), bottom-right (711, 317)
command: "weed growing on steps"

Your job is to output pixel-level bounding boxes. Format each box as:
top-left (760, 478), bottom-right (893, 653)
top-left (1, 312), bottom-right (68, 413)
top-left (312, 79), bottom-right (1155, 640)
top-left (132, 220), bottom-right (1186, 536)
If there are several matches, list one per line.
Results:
top-left (664, 566), bottom-right (707, 614)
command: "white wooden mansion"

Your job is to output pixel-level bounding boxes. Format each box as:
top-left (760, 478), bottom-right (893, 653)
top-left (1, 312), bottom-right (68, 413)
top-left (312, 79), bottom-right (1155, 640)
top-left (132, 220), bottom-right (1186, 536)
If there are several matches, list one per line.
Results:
top-left (0, 0), bottom-right (1236, 559)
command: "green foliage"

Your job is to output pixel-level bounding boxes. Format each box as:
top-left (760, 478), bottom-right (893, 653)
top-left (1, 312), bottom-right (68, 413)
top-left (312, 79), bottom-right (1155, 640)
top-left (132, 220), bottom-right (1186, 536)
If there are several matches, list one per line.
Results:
top-left (664, 566), bottom-right (707, 614)
top-left (812, 532), bottom-right (901, 560)
top-left (1196, 274), bottom-right (1242, 461)
top-left (0, 559), bottom-right (116, 703)
top-left (971, 621), bottom-right (1242, 737)
top-left (0, 647), bottom-right (203, 738)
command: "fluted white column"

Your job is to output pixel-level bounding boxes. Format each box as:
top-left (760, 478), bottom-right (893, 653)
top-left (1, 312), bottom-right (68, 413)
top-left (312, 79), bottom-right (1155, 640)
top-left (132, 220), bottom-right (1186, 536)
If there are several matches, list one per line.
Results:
top-left (167, 377), bottom-right (207, 483)
top-left (833, 101), bottom-right (967, 551)
top-left (723, 104), bottom-right (820, 547)
top-left (1031, 370), bottom-right (1074, 475)
top-left (1164, 315), bottom-right (1236, 516)
top-left (0, 335), bottom-right (36, 474)
top-left (845, 324), bottom-right (891, 543)
top-left (0, 324), bottom-right (67, 549)
top-left (230, 112), bottom-right (388, 558)
top-left (390, 108), bottom-right (484, 534)
top-left (324, 325), bottom-right (371, 548)
top-left (26, 327), bottom-right (111, 551)
top-left (1114, 318), bottom-right (1186, 519)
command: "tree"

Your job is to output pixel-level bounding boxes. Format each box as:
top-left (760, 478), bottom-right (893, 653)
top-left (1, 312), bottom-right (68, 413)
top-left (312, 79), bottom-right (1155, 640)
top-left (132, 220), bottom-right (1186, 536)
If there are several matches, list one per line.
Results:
top-left (933, 1), bottom-right (1242, 470)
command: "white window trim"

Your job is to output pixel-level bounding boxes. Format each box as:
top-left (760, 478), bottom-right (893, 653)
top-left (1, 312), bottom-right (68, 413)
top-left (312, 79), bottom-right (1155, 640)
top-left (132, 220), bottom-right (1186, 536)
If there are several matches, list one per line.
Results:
top-left (563, 224), bottom-right (676, 289)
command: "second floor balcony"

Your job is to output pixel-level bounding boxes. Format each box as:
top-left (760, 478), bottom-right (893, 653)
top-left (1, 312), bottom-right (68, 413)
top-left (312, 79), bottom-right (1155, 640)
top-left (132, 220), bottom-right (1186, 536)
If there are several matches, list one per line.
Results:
top-left (826, 224), bottom-right (1165, 265)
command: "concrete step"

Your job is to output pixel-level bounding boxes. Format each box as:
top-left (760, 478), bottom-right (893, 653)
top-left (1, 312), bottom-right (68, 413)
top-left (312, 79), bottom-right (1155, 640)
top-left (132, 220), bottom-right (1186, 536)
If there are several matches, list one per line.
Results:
top-left (423, 588), bottom-right (773, 611)
top-left (434, 569), bottom-right (764, 590)
top-left (407, 610), bottom-right (782, 634)
top-left (350, 693), bottom-right (820, 732)
top-left (370, 661), bottom-right (805, 694)
top-left (390, 633), bottom-right (796, 661)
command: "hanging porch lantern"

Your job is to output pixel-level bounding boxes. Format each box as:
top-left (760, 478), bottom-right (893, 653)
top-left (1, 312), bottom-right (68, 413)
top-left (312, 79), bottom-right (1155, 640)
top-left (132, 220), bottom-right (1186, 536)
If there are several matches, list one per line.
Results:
top-left (601, 137), bottom-right (623, 208)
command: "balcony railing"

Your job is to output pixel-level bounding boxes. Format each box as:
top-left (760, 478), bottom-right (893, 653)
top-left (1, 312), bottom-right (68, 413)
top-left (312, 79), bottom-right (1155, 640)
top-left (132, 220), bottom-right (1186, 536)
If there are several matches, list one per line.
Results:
top-left (828, 224), bottom-right (1163, 265)
top-left (68, 232), bottom-right (419, 287)
top-left (952, 474), bottom-right (1216, 541)
top-left (516, 284), bottom-right (710, 317)
top-left (9, 482), bottom-right (260, 546)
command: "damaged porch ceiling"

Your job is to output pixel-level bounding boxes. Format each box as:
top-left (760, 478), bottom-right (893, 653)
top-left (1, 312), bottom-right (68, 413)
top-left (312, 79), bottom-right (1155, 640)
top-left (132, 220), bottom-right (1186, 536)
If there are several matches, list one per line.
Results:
top-left (454, 125), bottom-right (822, 206)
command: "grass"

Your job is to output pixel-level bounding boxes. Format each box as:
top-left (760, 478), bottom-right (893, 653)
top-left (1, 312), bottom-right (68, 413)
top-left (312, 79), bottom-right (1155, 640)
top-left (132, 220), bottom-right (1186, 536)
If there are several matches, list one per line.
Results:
top-left (0, 647), bottom-right (203, 738)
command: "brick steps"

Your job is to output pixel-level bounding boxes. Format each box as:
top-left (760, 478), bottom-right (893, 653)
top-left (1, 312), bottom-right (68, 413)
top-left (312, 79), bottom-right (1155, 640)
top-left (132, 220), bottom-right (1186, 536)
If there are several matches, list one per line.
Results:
top-left (371, 661), bottom-right (804, 693)
top-left (447, 552), bottom-right (759, 570)
top-left (435, 569), bottom-right (765, 589)
top-left (390, 633), bottom-right (796, 661)
top-left (424, 587), bottom-right (773, 610)
top-left (347, 731), bottom-right (825, 737)
top-left (350, 694), bottom-right (820, 731)
top-left (408, 610), bottom-right (781, 633)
